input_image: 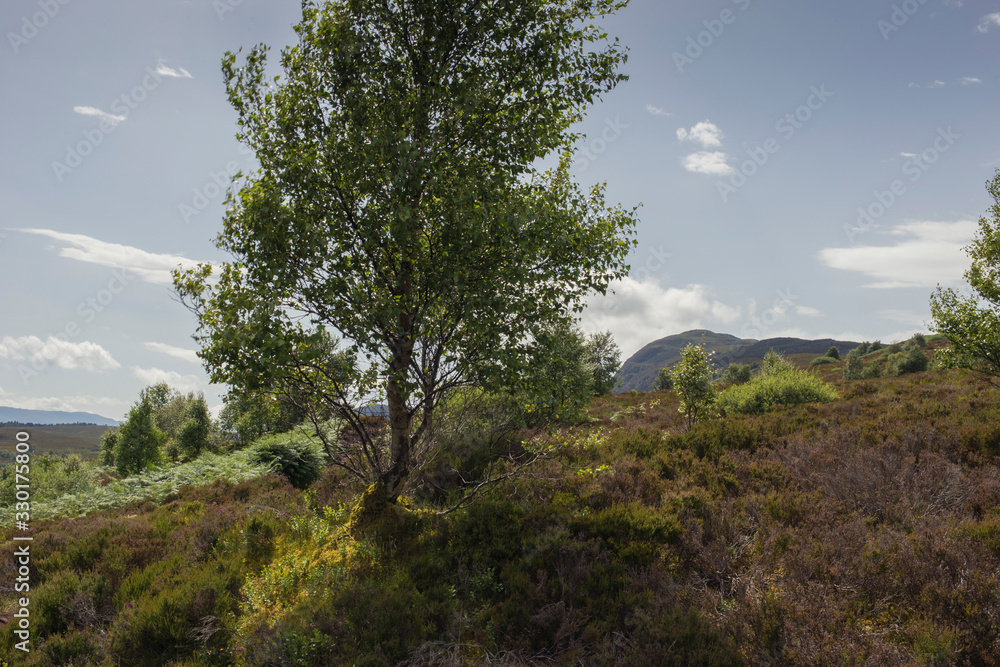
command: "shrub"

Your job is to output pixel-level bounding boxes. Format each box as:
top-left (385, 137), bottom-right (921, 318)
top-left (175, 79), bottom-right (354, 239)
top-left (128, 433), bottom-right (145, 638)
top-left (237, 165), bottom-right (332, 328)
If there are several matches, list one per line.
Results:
top-left (759, 350), bottom-right (795, 377)
top-left (654, 366), bottom-right (674, 391)
top-left (826, 346), bottom-right (840, 360)
top-left (719, 363), bottom-right (752, 385)
top-left (177, 397), bottom-right (212, 461)
top-left (810, 356), bottom-right (838, 367)
top-left (671, 344), bottom-right (715, 429)
top-left (843, 348), bottom-right (883, 380)
top-left (888, 348), bottom-right (930, 376)
top-left (114, 401), bottom-right (165, 477)
top-left (718, 368), bottom-right (838, 415)
top-left (861, 361), bottom-right (883, 379)
top-left (251, 432), bottom-right (324, 490)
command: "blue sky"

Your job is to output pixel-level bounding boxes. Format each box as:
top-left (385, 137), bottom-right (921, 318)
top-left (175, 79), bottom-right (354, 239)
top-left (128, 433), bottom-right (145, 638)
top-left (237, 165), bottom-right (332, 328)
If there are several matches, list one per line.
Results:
top-left (1, 0), bottom-right (999, 421)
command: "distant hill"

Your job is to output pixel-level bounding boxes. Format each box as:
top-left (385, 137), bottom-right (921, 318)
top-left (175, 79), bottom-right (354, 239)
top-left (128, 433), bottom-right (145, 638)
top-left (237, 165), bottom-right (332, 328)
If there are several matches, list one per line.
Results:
top-left (0, 424), bottom-right (112, 460)
top-left (0, 406), bottom-right (119, 427)
top-left (616, 329), bottom-right (862, 393)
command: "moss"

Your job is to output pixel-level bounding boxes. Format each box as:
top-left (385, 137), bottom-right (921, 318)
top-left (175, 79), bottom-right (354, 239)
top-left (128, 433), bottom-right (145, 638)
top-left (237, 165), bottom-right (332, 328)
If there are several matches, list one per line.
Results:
top-left (347, 482), bottom-right (424, 542)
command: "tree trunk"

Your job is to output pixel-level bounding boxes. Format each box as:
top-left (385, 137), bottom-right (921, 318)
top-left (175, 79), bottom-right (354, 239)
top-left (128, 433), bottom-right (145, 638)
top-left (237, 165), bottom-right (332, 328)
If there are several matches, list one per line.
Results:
top-left (382, 345), bottom-right (413, 502)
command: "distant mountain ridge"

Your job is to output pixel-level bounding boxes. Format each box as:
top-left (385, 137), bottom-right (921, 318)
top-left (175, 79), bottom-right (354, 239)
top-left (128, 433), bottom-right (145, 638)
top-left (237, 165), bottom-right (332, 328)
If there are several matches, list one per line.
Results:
top-left (616, 329), bottom-right (862, 393)
top-left (0, 407), bottom-right (119, 427)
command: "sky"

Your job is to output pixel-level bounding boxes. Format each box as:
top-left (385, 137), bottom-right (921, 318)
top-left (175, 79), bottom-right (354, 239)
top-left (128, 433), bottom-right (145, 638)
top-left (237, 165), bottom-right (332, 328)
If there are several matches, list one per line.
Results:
top-left (1, 0), bottom-right (999, 421)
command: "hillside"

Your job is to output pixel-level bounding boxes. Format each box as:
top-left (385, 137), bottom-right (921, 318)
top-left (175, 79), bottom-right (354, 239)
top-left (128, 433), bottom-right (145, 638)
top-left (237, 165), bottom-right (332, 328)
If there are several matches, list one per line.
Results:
top-left (3, 351), bottom-right (1000, 664)
top-left (0, 406), bottom-right (119, 427)
top-left (0, 424), bottom-right (111, 461)
top-left (616, 329), bottom-right (862, 392)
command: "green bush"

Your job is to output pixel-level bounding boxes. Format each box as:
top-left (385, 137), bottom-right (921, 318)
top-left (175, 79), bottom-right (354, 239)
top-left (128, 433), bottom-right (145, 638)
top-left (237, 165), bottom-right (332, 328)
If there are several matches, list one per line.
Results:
top-left (826, 346), bottom-right (840, 360)
top-left (0, 454), bottom-right (94, 506)
top-left (654, 366), bottom-right (674, 391)
top-left (887, 348), bottom-right (930, 376)
top-left (861, 361), bottom-right (883, 379)
top-left (809, 355), bottom-right (838, 366)
top-left (718, 363), bottom-right (752, 385)
top-left (671, 343), bottom-right (716, 428)
top-left (758, 350), bottom-right (795, 377)
top-left (717, 368), bottom-right (838, 415)
top-left (251, 432), bottom-right (324, 490)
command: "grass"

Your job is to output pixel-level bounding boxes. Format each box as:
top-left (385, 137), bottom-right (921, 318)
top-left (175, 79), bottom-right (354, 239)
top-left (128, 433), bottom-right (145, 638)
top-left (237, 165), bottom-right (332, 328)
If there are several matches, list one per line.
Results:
top-left (0, 449), bottom-right (275, 526)
top-left (3, 360), bottom-right (1000, 664)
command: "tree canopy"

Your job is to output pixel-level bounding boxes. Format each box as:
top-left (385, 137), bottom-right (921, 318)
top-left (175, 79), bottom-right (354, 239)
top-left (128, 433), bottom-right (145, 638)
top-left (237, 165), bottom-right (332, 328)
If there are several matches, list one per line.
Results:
top-left (931, 169), bottom-right (1000, 384)
top-left (175, 0), bottom-right (638, 501)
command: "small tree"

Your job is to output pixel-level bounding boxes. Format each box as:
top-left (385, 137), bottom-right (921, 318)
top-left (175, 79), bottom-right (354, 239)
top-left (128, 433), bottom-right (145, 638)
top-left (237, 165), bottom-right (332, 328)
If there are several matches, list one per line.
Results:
top-left (653, 366), bottom-right (674, 391)
top-left (887, 348), bottom-right (929, 376)
top-left (826, 346), bottom-right (840, 360)
top-left (586, 330), bottom-right (622, 396)
top-left (174, 0), bottom-right (638, 503)
top-left (932, 170), bottom-right (1000, 383)
top-left (114, 400), bottom-right (164, 477)
top-left (843, 348), bottom-right (864, 380)
top-left (177, 396), bottom-right (212, 460)
top-left (99, 428), bottom-right (119, 468)
top-left (519, 319), bottom-right (596, 425)
top-left (670, 343), bottom-right (715, 429)
top-left (759, 350), bottom-right (795, 377)
top-left (719, 363), bottom-right (752, 385)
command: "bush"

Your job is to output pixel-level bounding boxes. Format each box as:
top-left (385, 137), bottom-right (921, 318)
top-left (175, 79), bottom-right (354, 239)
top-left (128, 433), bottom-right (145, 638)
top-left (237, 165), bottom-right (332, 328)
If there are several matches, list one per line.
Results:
top-left (114, 401), bottom-right (165, 477)
top-left (810, 356), bottom-right (838, 367)
top-left (826, 346), bottom-right (840, 360)
top-left (719, 363), bottom-right (752, 385)
top-left (251, 432), bottom-right (324, 489)
top-left (861, 361), bottom-right (883, 379)
top-left (759, 350), bottom-right (796, 377)
top-left (717, 367), bottom-right (838, 415)
top-left (671, 344), bottom-right (715, 429)
top-left (887, 348), bottom-right (930, 376)
top-left (654, 366), bottom-right (674, 391)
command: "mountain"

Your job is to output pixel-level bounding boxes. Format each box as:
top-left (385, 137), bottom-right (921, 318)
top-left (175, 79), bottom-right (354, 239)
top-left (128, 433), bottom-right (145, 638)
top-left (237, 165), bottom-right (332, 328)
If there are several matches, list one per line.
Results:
top-left (615, 329), bottom-right (862, 392)
top-left (0, 406), bottom-right (120, 427)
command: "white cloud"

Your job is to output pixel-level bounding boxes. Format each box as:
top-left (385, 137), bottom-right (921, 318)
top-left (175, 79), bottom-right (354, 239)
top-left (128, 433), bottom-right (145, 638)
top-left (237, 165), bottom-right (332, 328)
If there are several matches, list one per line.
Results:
top-left (900, 152), bottom-right (918, 158)
top-left (961, 77), bottom-right (982, 85)
top-left (818, 220), bottom-right (977, 288)
top-left (14, 228), bottom-right (203, 284)
top-left (131, 366), bottom-right (205, 393)
top-left (155, 59), bottom-right (192, 79)
top-left (0, 336), bottom-right (120, 371)
top-left (579, 277), bottom-right (742, 358)
top-left (682, 151), bottom-right (733, 176)
top-left (145, 342), bottom-right (201, 364)
top-left (676, 120), bottom-right (724, 148)
top-left (73, 106), bottom-right (126, 126)
top-left (930, 80), bottom-right (947, 88)
top-left (977, 13), bottom-right (1000, 33)
top-left (796, 306), bottom-right (824, 317)
top-left (646, 105), bottom-right (672, 117)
